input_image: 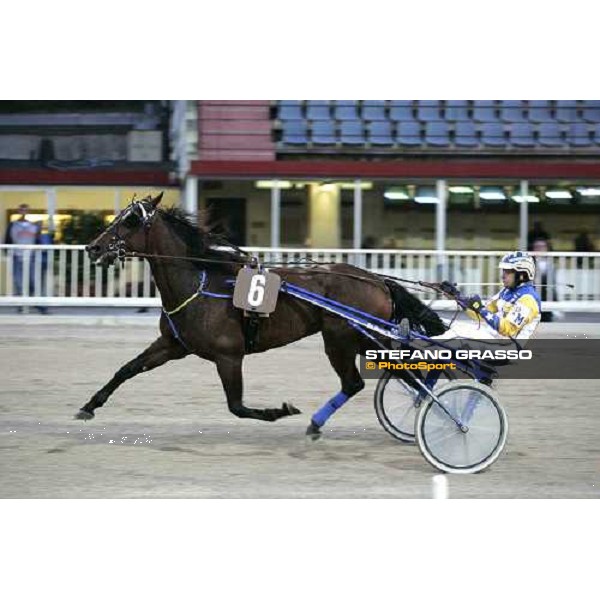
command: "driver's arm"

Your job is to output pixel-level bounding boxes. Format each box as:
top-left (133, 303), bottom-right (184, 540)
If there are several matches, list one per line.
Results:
top-left (474, 295), bottom-right (540, 337)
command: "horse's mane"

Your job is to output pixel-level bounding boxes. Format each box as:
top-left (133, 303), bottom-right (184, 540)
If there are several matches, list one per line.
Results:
top-left (384, 278), bottom-right (448, 336)
top-left (158, 206), bottom-right (248, 268)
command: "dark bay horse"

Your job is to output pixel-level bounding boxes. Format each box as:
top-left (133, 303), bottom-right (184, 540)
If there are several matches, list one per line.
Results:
top-left (79, 193), bottom-right (447, 437)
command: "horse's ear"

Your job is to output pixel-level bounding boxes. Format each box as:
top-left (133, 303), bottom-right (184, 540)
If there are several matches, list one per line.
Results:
top-left (149, 191), bottom-right (164, 207)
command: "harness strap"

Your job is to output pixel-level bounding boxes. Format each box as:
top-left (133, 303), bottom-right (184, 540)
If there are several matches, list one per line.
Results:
top-left (163, 270), bottom-right (232, 316)
top-left (162, 310), bottom-right (192, 352)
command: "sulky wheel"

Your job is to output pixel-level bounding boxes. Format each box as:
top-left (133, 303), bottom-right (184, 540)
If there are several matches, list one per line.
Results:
top-left (415, 381), bottom-right (508, 474)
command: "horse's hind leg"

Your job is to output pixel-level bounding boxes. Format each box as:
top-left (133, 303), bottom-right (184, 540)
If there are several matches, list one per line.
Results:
top-left (215, 356), bottom-right (300, 422)
top-left (307, 330), bottom-right (365, 439)
top-left (75, 336), bottom-right (187, 420)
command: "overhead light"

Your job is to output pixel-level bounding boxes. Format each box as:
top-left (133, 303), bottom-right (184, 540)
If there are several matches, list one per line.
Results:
top-left (449, 186), bottom-right (473, 194)
top-left (546, 190), bottom-right (572, 199)
top-left (512, 195), bottom-right (540, 203)
top-left (577, 187), bottom-right (600, 196)
top-left (384, 189), bottom-right (410, 200)
top-left (414, 186), bottom-right (438, 204)
top-left (255, 180), bottom-right (293, 189)
top-left (339, 181), bottom-right (373, 190)
top-left (480, 191), bottom-right (506, 200)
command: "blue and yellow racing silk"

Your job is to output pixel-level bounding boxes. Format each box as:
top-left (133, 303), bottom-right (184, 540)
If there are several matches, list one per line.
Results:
top-left (468, 283), bottom-right (542, 339)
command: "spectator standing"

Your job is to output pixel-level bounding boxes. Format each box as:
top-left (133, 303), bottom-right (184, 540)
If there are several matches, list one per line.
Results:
top-left (527, 220), bottom-right (551, 250)
top-left (4, 204), bottom-right (48, 313)
top-left (574, 230), bottom-right (595, 268)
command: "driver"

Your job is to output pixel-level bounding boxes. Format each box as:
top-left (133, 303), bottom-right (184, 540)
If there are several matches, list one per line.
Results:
top-left (437, 251), bottom-right (542, 341)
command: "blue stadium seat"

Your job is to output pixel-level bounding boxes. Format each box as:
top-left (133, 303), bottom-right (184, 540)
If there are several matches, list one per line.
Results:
top-left (362, 101), bottom-right (387, 121)
top-left (528, 100), bottom-right (553, 123)
top-left (454, 122), bottom-right (478, 147)
top-left (339, 120), bottom-right (365, 145)
top-left (481, 123), bottom-right (506, 147)
top-left (593, 124), bottom-right (600, 145)
top-left (278, 101), bottom-right (303, 121)
top-left (566, 123), bottom-right (591, 147)
top-left (582, 101), bottom-right (600, 123)
top-left (311, 120), bottom-right (337, 144)
top-left (473, 101), bottom-right (498, 122)
top-left (306, 100), bottom-right (331, 121)
top-left (537, 123), bottom-right (564, 147)
top-left (500, 100), bottom-right (527, 123)
top-left (281, 120), bottom-right (309, 145)
top-left (334, 100), bottom-right (359, 121)
top-left (395, 121), bottom-right (422, 146)
top-left (389, 101), bottom-right (414, 121)
top-left (510, 123), bottom-right (535, 147)
top-left (424, 122), bottom-right (450, 146)
top-left (367, 121), bottom-right (393, 145)
top-left (417, 100), bottom-right (443, 122)
top-left (445, 100), bottom-right (470, 122)
top-left (555, 101), bottom-right (579, 123)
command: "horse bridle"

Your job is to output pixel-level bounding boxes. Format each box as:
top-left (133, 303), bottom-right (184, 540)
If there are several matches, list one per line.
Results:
top-left (106, 200), bottom-right (158, 265)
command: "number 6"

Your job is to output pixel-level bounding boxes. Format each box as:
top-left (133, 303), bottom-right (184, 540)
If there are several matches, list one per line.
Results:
top-left (248, 274), bottom-right (266, 307)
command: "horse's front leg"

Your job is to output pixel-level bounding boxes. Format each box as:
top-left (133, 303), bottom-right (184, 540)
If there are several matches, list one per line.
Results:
top-left (75, 336), bottom-right (188, 420)
top-left (215, 355), bottom-right (301, 422)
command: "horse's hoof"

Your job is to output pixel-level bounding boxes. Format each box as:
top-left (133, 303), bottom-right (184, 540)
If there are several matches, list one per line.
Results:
top-left (306, 420), bottom-right (321, 440)
top-left (74, 409), bottom-right (95, 421)
top-left (283, 402), bottom-right (301, 416)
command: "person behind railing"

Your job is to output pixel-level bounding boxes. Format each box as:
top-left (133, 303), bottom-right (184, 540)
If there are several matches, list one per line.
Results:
top-left (4, 203), bottom-right (48, 314)
top-left (573, 229), bottom-right (595, 268)
top-left (532, 238), bottom-right (556, 322)
top-left (527, 220), bottom-right (550, 251)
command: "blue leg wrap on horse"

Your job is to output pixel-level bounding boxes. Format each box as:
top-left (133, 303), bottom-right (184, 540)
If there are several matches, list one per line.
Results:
top-left (311, 391), bottom-right (350, 427)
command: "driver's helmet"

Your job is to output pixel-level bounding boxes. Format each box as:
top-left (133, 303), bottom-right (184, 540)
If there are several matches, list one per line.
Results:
top-left (498, 251), bottom-right (536, 281)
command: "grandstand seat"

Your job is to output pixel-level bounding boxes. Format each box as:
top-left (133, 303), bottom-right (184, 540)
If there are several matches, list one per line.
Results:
top-left (528, 100), bottom-right (553, 123)
top-left (417, 100), bottom-right (443, 122)
top-left (395, 121), bottom-right (422, 146)
top-left (281, 120), bottom-right (309, 145)
top-left (389, 101), bottom-right (414, 121)
top-left (566, 123), bottom-right (591, 147)
top-left (424, 122), bottom-right (450, 146)
top-left (473, 101), bottom-right (498, 122)
top-left (555, 101), bottom-right (579, 123)
top-left (480, 123), bottom-right (506, 147)
top-left (445, 100), bottom-right (470, 122)
top-left (311, 120), bottom-right (337, 144)
top-left (339, 120), bottom-right (365, 145)
top-left (537, 123), bottom-right (564, 147)
top-left (334, 100), bottom-right (359, 121)
top-left (306, 100), bottom-right (331, 121)
top-left (278, 101), bottom-right (303, 121)
top-left (454, 121), bottom-right (479, 147)
top-left (593, 124), bottom-right (600, 145)
top-left (367, 121), bottom-right (393, 145)
top-left (362, 101), bottom-right (387, 121)
top-left (500, 100), bottom-right (527, 123)
top-left (582, 101), bottom-right (600, 123)
top-left (510, 123), bottom-right (535, 147)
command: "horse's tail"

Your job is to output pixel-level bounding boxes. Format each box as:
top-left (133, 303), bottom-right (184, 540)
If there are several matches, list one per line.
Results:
top-left (383, 278), bottom-right (448, 336)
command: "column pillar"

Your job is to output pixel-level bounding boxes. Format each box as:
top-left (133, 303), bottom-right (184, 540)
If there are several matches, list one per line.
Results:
top-left (519, 179), bottom-right (529, 251)
top-left (184, 176), bottom-right (198, 217)
top-left (436, 179), bottom-right (448, 280)
top-left (353, 179), bottom-right (363, 249)
top-left (271, 182), bottom-right (281, 247)
top-left (309, 183), bottom-right (340, 248)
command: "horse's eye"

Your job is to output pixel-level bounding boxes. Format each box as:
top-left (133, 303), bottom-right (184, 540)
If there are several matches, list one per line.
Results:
top-left (122, 212), bottom-right (140, 229)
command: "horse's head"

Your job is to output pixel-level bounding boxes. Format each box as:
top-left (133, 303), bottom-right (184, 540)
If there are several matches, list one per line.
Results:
top-left (86, 192), bottom-right (163, 266)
